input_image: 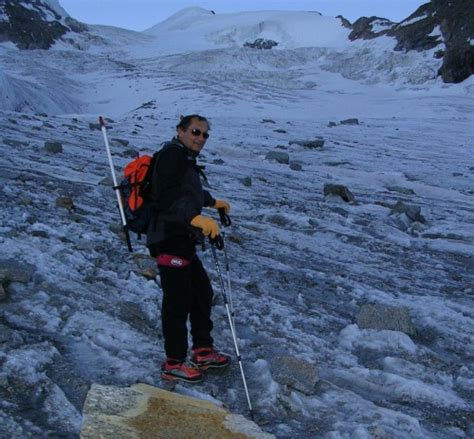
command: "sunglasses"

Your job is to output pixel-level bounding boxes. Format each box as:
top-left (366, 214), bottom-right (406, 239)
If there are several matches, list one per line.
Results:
top-left (191, 128), bottom-right (210, 139)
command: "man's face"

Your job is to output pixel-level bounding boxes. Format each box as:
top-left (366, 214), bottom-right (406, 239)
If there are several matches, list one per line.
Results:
top-left (177, 118), bottom-right (209, 153)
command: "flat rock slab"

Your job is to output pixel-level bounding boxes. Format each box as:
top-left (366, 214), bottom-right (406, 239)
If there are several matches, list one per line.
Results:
top-left (81, 383), bottom-right (274, 439)
top-left (0, 258), bottom-right (36, 283)
top-left (271, 355), bottom-right (319, 395)
top-left (357, 304), bottom-right (416, 336)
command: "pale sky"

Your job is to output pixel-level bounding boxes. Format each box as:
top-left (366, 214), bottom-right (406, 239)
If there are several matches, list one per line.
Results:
top-left (59, 0), bottom-right (428, 32)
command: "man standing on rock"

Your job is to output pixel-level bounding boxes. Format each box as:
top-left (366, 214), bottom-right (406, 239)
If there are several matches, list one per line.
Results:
top-left (147, 114), bottom-right (231, 383)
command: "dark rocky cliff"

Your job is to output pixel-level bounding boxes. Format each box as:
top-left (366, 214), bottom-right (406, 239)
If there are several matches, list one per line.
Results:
top-left (348, 0), bottom-right (474, 83)
top-left (0, 0), bottom-right (85, 49)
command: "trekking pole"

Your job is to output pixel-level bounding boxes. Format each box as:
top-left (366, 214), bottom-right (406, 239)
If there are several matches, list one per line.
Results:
top-left (217, 209), bottom-right (236, 333)
top-left (99, 116), bottom-right (133, 252)
top-left (209, 240), bottom-right (253, 419)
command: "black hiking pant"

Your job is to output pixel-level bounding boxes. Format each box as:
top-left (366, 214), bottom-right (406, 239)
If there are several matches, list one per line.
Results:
top-left (158, 255), bottom-right (214, 360)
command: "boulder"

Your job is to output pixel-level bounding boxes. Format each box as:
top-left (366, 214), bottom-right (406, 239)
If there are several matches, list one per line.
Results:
top-left (99, 176), bottom-right (114, 187)
top-left (289, 161), bottom-right (303, 171)
top-left (386, 186), bottom-right (416, 195)
top-left (0, 258), bottom-right (36, 283)
top-left (241, 177), bottom-right (252, 187)
top-left (111, 138), bottom-right (130, 147)
top-left (44, 141), bottom-right (63, 153)
top-left (356, 304), bottom-right (416, 336)
top-left (391, 201), bottom-right (426, 223)
top-left (81, 383), bottom-right (274, 438)
top-left (323, 184), bottom-right (355, 203)
top-left (340, 118), bottom-right (359, 125)
top-left (271, 356), bottom-right (319, 395)
top-left (265, 151), bottom-right (289, 164)
top-left (56, 196), bottom-right (75, 210)
top-left (289, 139), bottom-right (325, 148)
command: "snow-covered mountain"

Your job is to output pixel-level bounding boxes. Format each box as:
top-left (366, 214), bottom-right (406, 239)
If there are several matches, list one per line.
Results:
top-left (0, 1), bottom-right (473, 438)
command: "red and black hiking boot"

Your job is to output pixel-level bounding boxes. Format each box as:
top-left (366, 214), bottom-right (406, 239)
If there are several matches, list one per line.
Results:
top-left (190, 347), bottom-right (230, 370)
top-left (161, 359), bottom-right (203, 383)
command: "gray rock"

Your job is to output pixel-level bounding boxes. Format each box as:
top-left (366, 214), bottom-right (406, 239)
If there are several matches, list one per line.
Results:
top-left (111, 138), bottom-right (130, 147)
top-left (0, 259), bottom-right (36, 283)
top-left (265, 151), bottom-right (289, 164)
top-left (357, 304), bottom-right (416, 335)
top-left (323, 184), bottom-right (355, 202)
top-left (0, 283), bottom-right (6, 301)
top-left (391, 201), bottom-right (426, 223)
top-left (241, 177), bottom-right (252, 187)
top-left (44, 141), bottom-right (63, 153)
top-left (121, 149), bottom-right (138, 158)
top-left (98, 176), bottom-right (114, 186)
top-left (340, 118), bottom-right (359, 125)
top-left (118, 301), bottom-right (152, 332)
top-left (3, 139), bottom-right (28, 148)
top-left (289, 161), bottom-right (303, 171)
top-left (328, 121), bottom-right (337, 127)
top-left (132, 253), bottom-right (156, 271)
top-left (262, 119), bottom-right (276, 124)
top-left (272, 355), bottom-right (319, 395)
top-left (18, 195), bottom-right (33, 206)
top-left (109, 223), bottom-right (124, 235)
top-left (289, 139), bottom-right (325, 148)
top-left (56, 196), bottom-right (75, 210)
top-left (387, 186), bottom-right (416, 195)
top-left (89, 123), bottom-right (101, 130)
top-left (274, 129), bottom-right (287, 134)
top-left (32, 230), bottom-right (49, 238)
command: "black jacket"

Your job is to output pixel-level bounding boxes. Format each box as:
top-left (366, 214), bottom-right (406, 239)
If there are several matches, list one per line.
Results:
top-left (146, 138), bottom-right (215, 258)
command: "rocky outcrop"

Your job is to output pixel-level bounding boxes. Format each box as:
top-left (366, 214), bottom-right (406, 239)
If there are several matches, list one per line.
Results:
top-left (433, 0), bottom-right (474, 83)
top-left (244, 38), bottom-right (278, 50)
top-left (337, 15), bottom-right (352, 29)
top-left (81, 383), bottom-right (274, 438)
top-left (388, 3), bottom-right (441, 52)
top-left (349, 16), bottom-right (395, 40)
top-left (0, 0), bottom-right (86, 50)
top-left (348, 1), bottom-right (474, 83)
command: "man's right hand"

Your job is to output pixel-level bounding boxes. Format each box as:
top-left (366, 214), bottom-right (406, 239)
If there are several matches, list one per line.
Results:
top-left (190, 215), bottom-right (220, 238)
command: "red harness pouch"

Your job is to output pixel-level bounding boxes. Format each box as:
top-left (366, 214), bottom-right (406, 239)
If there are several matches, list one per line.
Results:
top-left (156, 254), bottom-right (191, 268)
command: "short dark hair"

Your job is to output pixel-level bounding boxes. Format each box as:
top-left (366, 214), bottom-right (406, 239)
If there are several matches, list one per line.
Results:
top-left (176, 114), bottom-right (210, 131)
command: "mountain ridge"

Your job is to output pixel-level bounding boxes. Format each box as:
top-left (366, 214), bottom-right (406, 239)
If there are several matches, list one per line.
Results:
top-left (0, 1), bottom-right (472, 82)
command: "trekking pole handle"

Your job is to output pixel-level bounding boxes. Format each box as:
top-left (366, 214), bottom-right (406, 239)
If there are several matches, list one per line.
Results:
top-left (218, 208), bottom-right (232, 227)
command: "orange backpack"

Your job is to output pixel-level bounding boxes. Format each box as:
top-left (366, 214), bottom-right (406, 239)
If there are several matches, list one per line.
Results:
top-left (119, 154), bottom-right (155, 235)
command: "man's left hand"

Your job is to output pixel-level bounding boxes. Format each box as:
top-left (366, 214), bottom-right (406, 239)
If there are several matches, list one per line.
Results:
top-left (212, 199), bottom-right (231, 214)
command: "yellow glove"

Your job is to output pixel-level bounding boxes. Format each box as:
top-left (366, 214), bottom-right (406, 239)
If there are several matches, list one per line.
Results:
top-left (190, 215), bottom-right (220, 238)
top-left (212, 199), bottom-right (231, 214)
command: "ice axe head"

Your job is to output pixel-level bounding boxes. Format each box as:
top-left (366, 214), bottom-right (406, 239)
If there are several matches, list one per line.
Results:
top-left (218, 208), bottom-right (231, 227)
top-left (209, 235), bottom-right (224, 250)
